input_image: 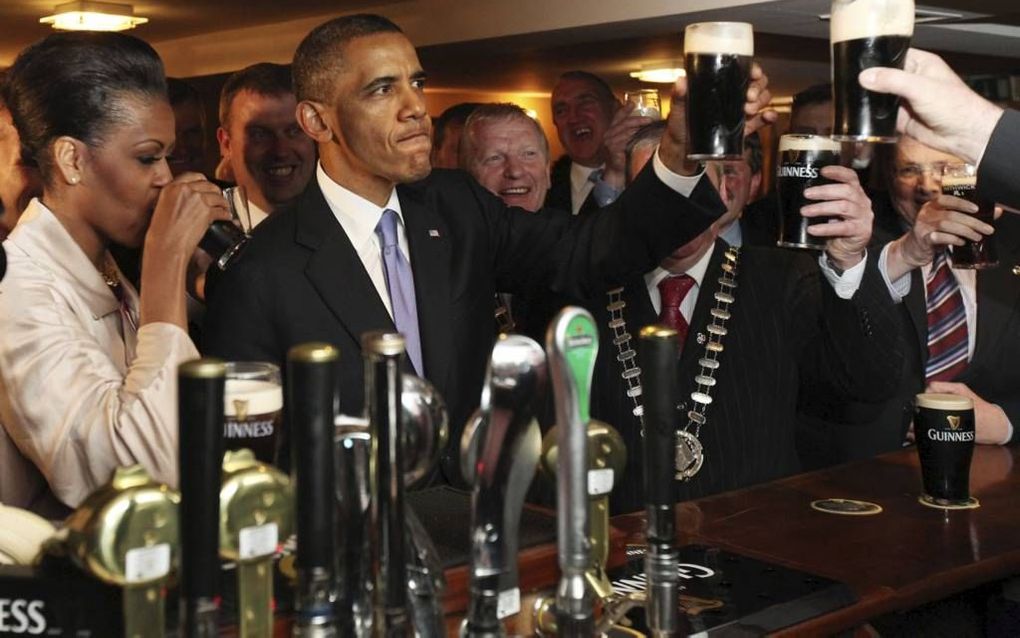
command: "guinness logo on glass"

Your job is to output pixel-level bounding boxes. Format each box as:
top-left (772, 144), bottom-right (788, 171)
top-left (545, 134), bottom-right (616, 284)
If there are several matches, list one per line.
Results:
top-left (233, 398), bottom-right (250, 421)
top-left (947, 415), bottom-right (961, 430)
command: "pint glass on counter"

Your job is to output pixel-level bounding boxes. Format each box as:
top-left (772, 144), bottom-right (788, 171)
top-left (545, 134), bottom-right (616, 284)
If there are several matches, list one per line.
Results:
top-left (941, 163), bottom-right (999, 270)
top-left (831, 0), bottom-right (914, 143)
top-left (915, 392), bottom-right (975, 508)
top-left (684, 21), bottom-right (754, 160)
top-left (223, 361), bottom-right (282, 464)
top-left (776, 134), bottom-right (842, 250)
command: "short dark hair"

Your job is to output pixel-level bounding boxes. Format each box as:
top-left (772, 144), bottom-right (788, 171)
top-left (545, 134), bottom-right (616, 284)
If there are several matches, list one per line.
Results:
top-left (556, 70), bottom-right (616, 105)
top-left (434, 102), bottom-right (482, 154)
top-left (791, 83), bottom-right (832, 117)
top-left (167, 77), bottom-right (201, 108)
top-left (293, 13), bottom-right (403, 103)
top-left (3, 31), bottom-right (166, 181)
top-left (459, 103), bottom-right (549, 170)
top-left (218, 62), bottom-right (293, 129)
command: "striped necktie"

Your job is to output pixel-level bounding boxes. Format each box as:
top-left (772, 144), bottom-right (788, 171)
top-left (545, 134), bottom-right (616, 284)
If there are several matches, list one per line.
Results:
top-left (925, 251), bottom-right (969, 382)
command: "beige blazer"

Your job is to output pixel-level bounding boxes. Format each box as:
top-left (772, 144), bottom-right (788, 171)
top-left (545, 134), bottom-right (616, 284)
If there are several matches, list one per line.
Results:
top-left (0, 200), bottom-right (197, 515)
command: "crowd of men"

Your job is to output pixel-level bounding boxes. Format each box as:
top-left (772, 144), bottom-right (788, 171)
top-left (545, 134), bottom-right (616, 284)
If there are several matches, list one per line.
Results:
top-left (0, 14), bottom-right (1016, 516)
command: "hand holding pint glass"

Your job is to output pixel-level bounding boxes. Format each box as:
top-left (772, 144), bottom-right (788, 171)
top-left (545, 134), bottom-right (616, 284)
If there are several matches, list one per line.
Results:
top-left (776, 134), bottom-right (843, 250)
top-left (915, 392), bottom-right (976, 508)
top-left (223, 362), bottom-right (283, 465)
top-left (831, 0), bottom-right (915, 143)
top-left (941, 163), bottom-right (998, 269)
top-left (684, 21), bottom-right (754, 160)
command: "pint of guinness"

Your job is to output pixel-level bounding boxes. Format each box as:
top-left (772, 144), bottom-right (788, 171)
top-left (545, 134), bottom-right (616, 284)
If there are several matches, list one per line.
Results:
top-left (684, 21), bottom-right (754, 160)
top-left (776, 134), bottom-right (842, 250)
top-left (831, 0), bottom-right (914, 143)
top-left (941, 163), bottom-right (998, 269)
top-left (915, 392), bottom-right (975, 507)
top-left (223, 362), bottom-right (282, 465)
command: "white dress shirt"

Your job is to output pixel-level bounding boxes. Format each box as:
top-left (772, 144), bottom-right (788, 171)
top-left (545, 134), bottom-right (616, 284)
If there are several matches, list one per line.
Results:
top-left (316, 163), bottom-right (409, 318)
top-left (568, 161), bottom-right (602, 215)
top-left (0, 200), bottom-right (198, 514)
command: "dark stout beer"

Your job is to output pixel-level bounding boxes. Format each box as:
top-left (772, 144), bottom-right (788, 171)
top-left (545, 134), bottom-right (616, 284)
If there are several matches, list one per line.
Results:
top-left (942, 164), bottom-right (998, 269)
top-left (915, 392), bottom-right (975, 506)
top-left (830, 0), bottom-right (914, 143)
top-left (776, 134), bottom-right (842, 250)
top-left (223, 363), bottom-right (282, 465)
top-left (684, 22), bottom-right (753, 160)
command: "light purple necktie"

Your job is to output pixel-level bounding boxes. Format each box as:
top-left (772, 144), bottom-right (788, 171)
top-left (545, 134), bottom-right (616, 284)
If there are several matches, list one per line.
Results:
top-left (376, 208), bottom-right (424, 375)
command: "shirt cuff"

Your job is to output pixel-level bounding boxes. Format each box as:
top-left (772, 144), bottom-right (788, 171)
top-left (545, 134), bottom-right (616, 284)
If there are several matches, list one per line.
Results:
top-left (653, 146), bottom-right (704, 197)
top-left (818, 250), bottom-right (867, 299)
top-left (878, 242), bottom-right (912, 303)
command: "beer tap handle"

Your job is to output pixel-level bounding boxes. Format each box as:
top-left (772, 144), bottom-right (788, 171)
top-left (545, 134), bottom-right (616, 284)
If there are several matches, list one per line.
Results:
top-left (638, 326), bottom-right (682, 637)
top-left (546, 307), bottom-right (599, 637)
top-left (178, 358), bottom-right (227, 637)
top-left (287, 343), bottom-right (341, 635)
top-left (462, 334), bottom-right (547, 637)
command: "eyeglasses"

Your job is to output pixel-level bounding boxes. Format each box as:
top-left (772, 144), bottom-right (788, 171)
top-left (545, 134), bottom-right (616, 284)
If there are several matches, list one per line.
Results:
top-left (894, 162), bottom-right (950, 182)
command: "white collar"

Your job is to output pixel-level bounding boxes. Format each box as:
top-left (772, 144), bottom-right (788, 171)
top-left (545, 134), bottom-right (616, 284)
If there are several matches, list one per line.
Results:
top-left (316, 162), bottom-right (403, 249)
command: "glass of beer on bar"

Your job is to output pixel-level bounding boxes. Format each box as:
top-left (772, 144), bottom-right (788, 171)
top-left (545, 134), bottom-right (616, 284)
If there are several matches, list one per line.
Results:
top-left (941, 163), bottom-right (998, 269)
top-left (915, 392), bottom-right (976, 508)
top-left (684, 21), bottom-right (754, 160)
top-left (776, 134), bottom-right (842, 250)
top-left (830, 0), bottom-right (914, 143)
top-left (223, 362), bottom-right (283, 465)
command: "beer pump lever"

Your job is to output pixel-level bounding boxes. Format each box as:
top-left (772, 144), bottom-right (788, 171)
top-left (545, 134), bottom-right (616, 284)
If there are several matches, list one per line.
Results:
top-left (638, 326), bottom-right (682, 637)
top-left (546, 307), bottom-right (600, 637)
top-left (459, 334), bottom-right (547, 638)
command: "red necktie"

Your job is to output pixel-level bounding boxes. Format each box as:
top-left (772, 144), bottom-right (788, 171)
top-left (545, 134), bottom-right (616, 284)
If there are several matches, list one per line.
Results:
top-left (925, 251), bottom-right (969, 382)
top-left (657, 274), bottom-right (696, 352)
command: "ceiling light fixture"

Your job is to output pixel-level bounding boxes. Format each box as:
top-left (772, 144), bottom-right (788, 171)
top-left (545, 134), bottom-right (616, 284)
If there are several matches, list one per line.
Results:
top-left (41, 1), bottom-right (149, 32)
top-left (629, 67), bottom-right (686, 84)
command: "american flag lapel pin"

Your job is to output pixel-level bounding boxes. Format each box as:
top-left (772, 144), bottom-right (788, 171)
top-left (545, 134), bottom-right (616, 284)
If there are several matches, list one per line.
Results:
top-left (428, 229), bottom-right (441, 238)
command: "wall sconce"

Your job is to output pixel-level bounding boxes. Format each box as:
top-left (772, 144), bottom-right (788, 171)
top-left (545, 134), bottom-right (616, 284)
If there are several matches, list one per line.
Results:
top-left (41, 1), bottom-right (149, 31)
top-left (629, 67), bottom-right (686, 84)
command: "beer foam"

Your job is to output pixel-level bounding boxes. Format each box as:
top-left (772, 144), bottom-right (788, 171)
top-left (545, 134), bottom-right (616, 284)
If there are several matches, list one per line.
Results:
top-left (224, 379), bottom-right (283, 416)
top-left (779, 134), bottom-right (841, 153)
top-left (940, 174), bottom-right (977, 189)
top-left (684, 22), bottom-right (754, 56)
top-left (916, 392), bottom-right (973, 411)
top-left (831, 0), bottom-right (915, 43)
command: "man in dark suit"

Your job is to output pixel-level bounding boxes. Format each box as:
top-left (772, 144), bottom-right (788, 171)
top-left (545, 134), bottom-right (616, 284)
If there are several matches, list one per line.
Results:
top-left (203, 14), bottom-right (773, 482)
top-left (588, 128), bottom-right (902, 514)
top-left (546, 71), bottom-right (652, 216)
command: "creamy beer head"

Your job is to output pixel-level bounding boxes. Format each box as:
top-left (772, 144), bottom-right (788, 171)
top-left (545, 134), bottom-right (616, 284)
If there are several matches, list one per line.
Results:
top-left (778, 134), bottom-right (841, 153)
top-left (915, 392), bottom-right (973, 411)
top-left (224, 379), bottom-right (283, 416)
top-left (684, 21), bottom-right (754, 56)
top-left (830, 0), bottom-right (915, 44)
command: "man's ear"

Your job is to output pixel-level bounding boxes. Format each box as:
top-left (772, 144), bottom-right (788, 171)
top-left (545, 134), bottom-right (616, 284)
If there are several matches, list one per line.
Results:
top-left (51, 136), bottom-right (85, 186)
top-left (297, 100), bottom-right (333, 144)
top-left (750, 170), bottom-right (762, 200)
top-left (216, 126), bottom-right (230, 158)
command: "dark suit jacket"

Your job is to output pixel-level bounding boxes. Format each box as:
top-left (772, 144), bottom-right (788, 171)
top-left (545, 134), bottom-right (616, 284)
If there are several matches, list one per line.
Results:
top-left (204, 164), bottom-right (723, 483)
top-left (586, 240), bottom-right (902, 514)
top-left (980, 108), bottom-right (1020, 210)
top-left (546, 155), bottom-right (600, 217)
top-left (798, 210), bottom-right (1020, 468)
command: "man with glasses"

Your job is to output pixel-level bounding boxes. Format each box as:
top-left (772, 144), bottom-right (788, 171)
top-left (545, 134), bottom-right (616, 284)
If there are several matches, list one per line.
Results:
top-left (800, 135), bottom-right (1020, 469)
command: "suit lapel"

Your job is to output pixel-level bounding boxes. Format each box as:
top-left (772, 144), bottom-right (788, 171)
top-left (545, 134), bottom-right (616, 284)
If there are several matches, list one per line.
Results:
top-left (297, 182), bottom-right (395, 350)
top-left (398, 184), bottom-right (454, 391)
top-left (904, 270), bottom-right (928, 365)
top-left (970, 228), bottom-right (1020, 368)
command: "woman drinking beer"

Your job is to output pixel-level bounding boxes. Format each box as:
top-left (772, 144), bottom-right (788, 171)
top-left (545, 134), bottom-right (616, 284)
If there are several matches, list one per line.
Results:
top-left (0, 32), bottom-right (229, 515)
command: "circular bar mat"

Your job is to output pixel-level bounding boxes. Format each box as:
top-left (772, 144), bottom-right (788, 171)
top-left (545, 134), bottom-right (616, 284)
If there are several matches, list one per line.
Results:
top-left (810, 498), bottom-right (883, 515)
top-left (918, 494), bottom-right (980, 510)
